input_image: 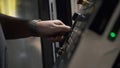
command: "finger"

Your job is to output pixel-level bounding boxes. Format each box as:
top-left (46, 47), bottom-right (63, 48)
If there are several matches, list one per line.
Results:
top-left (47, 36), bottom-right (64, 42)
top-left (55, 25), bottom-right (71, 32)
top-left (53, 20), bottom-right (65, 25)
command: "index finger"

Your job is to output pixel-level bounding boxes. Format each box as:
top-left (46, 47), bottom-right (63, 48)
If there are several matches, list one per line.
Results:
top-left (53, 20), bottom-right (65, 25)
top-left (56, 25), bottom-right (71, 32)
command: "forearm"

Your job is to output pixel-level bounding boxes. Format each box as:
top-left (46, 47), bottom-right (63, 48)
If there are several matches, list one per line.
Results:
top-left (0, 14), bottom-right (31, 39)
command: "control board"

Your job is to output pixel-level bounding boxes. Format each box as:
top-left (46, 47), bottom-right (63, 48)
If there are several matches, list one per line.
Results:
top-left (53, 0), bottom-right (100, 68)
top-left (53, 0), bottom-right (120, 68)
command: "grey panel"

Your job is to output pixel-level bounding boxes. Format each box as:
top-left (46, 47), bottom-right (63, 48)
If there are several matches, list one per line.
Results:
top-left (0, 24), bottom-right (6, 68)
top-left (6, 0), bottom-right (43, 68)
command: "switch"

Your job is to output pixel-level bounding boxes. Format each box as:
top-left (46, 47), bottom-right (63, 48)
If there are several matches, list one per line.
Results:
top-left (72, 13), bottom-right (85, 21)
top-left (72, 13), bottom-right (79, 21)
top-left (57, 47), bottom-right (65, 56)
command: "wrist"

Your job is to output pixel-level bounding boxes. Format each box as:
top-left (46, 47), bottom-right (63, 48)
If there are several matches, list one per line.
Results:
top-left (29, 20), bottom-right (41, 36)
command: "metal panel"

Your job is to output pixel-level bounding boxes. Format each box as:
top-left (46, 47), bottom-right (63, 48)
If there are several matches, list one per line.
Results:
top-left (0, 24), bottom-right (7, 68)
top-left (53, 0), bottom-right (120, 68)
top-left (4, 0), bottom-right (43, 68)
top-left (68, 1), bottom-right (120, 68)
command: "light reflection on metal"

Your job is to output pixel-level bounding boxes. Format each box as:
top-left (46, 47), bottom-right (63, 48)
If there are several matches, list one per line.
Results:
top-left (0, 0), bottom-right (17, 16)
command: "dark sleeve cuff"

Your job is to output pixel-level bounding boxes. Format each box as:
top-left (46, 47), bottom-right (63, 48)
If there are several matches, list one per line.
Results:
top-left (29, 20), bottom-right (41, 36)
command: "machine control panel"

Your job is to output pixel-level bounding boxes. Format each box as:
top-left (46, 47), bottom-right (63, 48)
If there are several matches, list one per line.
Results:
top-left (53, 0), bottom-right (97, 68)
top-left (53, 0), bottom-right (120, 68)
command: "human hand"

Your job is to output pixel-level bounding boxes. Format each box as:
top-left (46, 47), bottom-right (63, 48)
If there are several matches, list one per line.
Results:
top-left (35, 20), bottom-right (71, 41)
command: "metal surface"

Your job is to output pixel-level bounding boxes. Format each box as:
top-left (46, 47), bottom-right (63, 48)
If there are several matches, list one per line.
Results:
top-left (3, 0), bottom-right (43, 68)
top-left (0, 24), bottom-right (6, 68)
top-left (68, 1), bottom-right (120, 68)
top-left (53, 0), bottom-right (120, 68)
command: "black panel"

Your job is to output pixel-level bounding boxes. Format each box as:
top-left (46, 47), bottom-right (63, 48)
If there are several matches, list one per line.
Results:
top-left (56, 0), bottom-right (72, 46)
top-left (56, 0), bottom-right (72, 26)
top-left (41, 39), bottom-right (54, 68)
top-left (38, 0), bottom-right (50, 20)
top-left (38, 0), bottom-right (54, 68)
top-left (89, 0), bottom-right (119, 35)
